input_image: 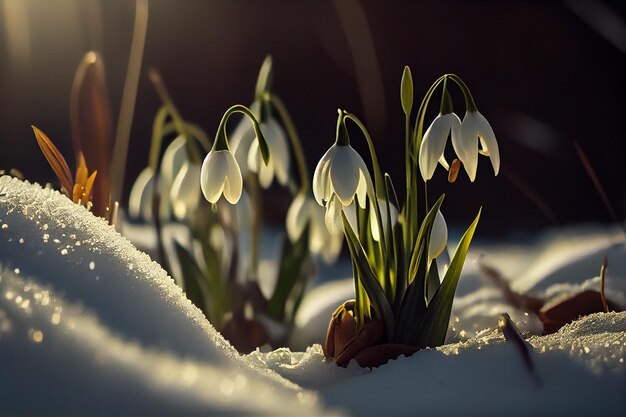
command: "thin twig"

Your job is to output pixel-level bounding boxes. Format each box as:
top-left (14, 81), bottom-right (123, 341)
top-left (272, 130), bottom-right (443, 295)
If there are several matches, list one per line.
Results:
top-left (574, 141), bottom-right (626, 241)
top-left (110, 0), bottom-right (149, 211)
top-left (600, 256), bottom-right (609, 313)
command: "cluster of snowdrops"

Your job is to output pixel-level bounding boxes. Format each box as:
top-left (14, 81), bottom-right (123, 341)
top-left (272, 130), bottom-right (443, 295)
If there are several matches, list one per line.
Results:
top-left (128, 57), bottom-right (500, 365)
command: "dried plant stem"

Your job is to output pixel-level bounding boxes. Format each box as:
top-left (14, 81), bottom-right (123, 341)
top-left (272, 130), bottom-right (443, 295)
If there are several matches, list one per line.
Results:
top-left (600, 256), bottom-right (609, 313)
top-left (110, 0), bottom-right (149, 212)
top-left (574, 141), bottom-right (626, 241)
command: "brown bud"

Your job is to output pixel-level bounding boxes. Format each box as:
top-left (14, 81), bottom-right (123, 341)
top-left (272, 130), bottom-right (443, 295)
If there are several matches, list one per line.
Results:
top-left (448, 159), bottom-right (461, 183)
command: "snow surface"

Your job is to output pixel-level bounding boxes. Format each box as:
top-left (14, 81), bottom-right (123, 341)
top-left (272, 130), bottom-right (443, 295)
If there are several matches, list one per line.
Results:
top-left (1, 176), bottom-right (625, 416)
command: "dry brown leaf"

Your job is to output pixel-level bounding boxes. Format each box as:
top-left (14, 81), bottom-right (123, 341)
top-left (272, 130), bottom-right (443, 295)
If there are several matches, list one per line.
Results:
top-left (32, 126), bottom-right (73, 197)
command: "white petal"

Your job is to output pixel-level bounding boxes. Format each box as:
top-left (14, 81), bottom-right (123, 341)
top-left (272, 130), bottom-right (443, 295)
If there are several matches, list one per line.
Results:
top-left (286, 193), bottom-right (307, 241)
top-left (456, 111), bottom-right (480, 182)
top-left (247, 140), bottom-right (261, 174)
top-left (200, 150), bottom-right (227, 204)
top-left (351, 149), bottom-right (374, 207)
top-left (475, 112), bottom-right (500, 176)
top-left (128, 167), bottom-right (155, 220)
top-left (308, 202), bottom-right (328, 253)
top-left (160, 135), bottom-right (187, 185)
top-left (419, 113), bottom-right (460, 181)
top-left (325, 195), bottom-right (343, 234)
top-left (264, 119), bottom-right (290, 186)
top-left (222, 151), bottom-right (243, 204)
top-left (258, 160), bottom-right (274, 188)
top-left (312, 146), bottom-right (336, 205)
top-left (319, 230), bottom-right (344, 264)
top-left (428, 209), bottom-right (448, 260)
top-left (329, 146), bottom-right (360, 206)
top-left (170, 161), bottom-right (201, 220)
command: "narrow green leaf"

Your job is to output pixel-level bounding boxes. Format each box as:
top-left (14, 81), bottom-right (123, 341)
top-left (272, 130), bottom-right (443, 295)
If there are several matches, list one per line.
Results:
top-left (255, 55), bottom-right (273, 99)
top-left (416, 208), bottom-right (481, 348)
top-left (400, 66), bottom-right (413, 116)
top-left (342, 213), bottom-right (395, 340)
top-left (267, 225), bottom-right (311, 321)
top-left (173, 241), bottom-right (210, 319)
top-left (425, 260), bottom-right (440, 304)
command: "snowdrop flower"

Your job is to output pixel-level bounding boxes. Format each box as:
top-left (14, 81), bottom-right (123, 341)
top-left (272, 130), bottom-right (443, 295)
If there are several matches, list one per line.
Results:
top-left (200, 150), bottom-right (243, 204)
top-left (418, 112), bottom-right (461, 181)
top-left (161, 135), bottom-right (187, 186)
top-left (248, 118), bottom-right (290, 188)
top-left (201, 104), bottom-right (270, 205)
top-left (428, 209), bottom-right (448, 260)
top-left (170, 161), bottom-right (201, 220)
top-left (128, 167), bottom-right (155, 220)
top-left (286, 193), bottom-right (343, 263)
top-left (313, 143), bottom-right (374, 233)
top-left (453, 111), bottom-right (500, 182)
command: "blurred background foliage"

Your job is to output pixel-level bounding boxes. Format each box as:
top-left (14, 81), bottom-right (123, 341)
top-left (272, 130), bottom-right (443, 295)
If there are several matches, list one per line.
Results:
top-left (0, 0), bottom-right (624, 237)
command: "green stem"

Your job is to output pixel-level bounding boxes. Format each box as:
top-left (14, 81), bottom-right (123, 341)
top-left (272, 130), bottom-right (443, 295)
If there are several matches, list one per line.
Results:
top-left (148, 69), bottom-right (205, 164)
top-left (148, 106), bottom-right (170, 170)
top-left (405, 75), bottom-right (446, 271)
top-left (268, 93), bottom-right (310, 193)
top-left (447, 73), bottom-right (477, 112)
top-left (212, 105), bottom-right (269, 165)
top-left (343, 111), bottom-right (389, 278)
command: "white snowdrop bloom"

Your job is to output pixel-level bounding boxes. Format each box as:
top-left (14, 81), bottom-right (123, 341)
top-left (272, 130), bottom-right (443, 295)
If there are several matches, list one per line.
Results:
top-left (453, 111), bottom-right (500, 182)
top-left (286, 193), bottom-right (316, 242)
top-left (418, 113), bottom-right (461, 181)
top-left (428, 209), bottom-right (448, 261)
top-left (200, 150), bottom-right (243, 204)
top-left (170, 161), bottom-right (201, 220)
top-left (286, 193), bottom-right (342, 262)
top-left (128, 167), bottom-right (155, 220)
top-left (248, 118), bottom-right (290, 188)
top-left (160, 135), bottom-right (187, 185)
top-left (313, 144), bottom-right (374, 232)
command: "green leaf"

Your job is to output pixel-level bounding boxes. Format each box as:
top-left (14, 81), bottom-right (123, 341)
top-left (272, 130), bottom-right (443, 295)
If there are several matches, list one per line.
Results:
top-left (416, 208), bottom-right (481, 348)
top-left (425, 260), bottom-right (440, 304)
top-left (395, 195), bottom-right (445, 344)
top-left (342, 212), bottom-right (395, 340)
top-left (400, 66), bottom-right (413, 116)
top-left (267, 225), bottom-right (311, 321)
top-left (173, 241), bottom-right (210, 319)
top-left (255, 55), bottom-right (273, 99)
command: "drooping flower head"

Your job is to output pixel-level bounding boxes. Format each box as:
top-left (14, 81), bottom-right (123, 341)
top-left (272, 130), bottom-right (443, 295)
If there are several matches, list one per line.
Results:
top-left (286, 192), bottom-right (343, 263)
top-left (200, 150), bottom-right (243, 204)
top-left (417, 75), bottom-right (500, 183)
top-left (248, 117), bottom-right (290, 188)
top-left (200, 104), bottom-right (270, 205)
top-left (313, 110), bottom-right (374, 233)
top-left (453, 110), bottom-right (500, 182)
top-left (419, 112), bottom-right (461, 182)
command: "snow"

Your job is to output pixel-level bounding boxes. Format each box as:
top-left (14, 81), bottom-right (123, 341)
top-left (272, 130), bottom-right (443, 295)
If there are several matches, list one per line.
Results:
top-left (1, 176), bottom-right (625, 416)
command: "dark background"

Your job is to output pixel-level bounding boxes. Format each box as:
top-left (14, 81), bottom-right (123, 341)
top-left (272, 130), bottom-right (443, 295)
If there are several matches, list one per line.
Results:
top-left (1, 0), bottom-right (624, 238)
